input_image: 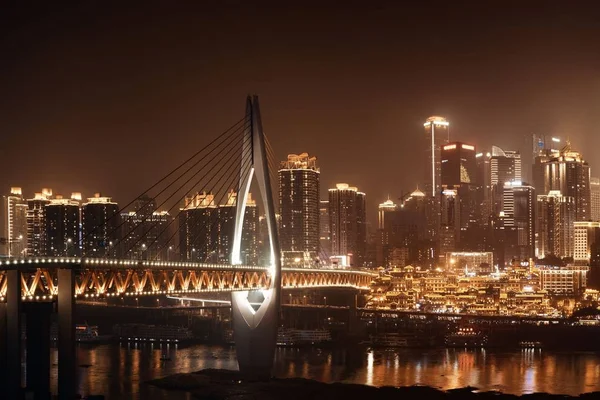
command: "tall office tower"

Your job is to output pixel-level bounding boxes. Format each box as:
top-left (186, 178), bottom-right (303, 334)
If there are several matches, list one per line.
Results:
top-left (502, 181), bottom-right (535, 261)
top-left (377, 198), bottom-right (397, 267)
top-left (544, 142), bottom-right (591, 222)
top-left (536, 191), bottom-right (575, 259)
top-left (0, 187), bottom-right (28, 256)
top-left (120, 209), bottom-right (173, 261)
top-left (574, 221), bottom-right (600, 288)
top-left (81, 193), bottom-right (120, 258)
top-left (490, 146), bottom-right (522, 214)
top-left (475, 152), bottom-right (492, 224)
top-left (328, 183), bottom-right (366, 267)
top-left (26, 189), bottom-right (53, 256)
top-left (279, 153), bottom-right (320, 267)
top-left (423, 116), bottom-right (449, 240)
top-left (319, 200), bottom-right (331, 260)
top-left (441, 142), bottom-right (479, 249)
top-left (439, 187), bottom-right (460, 258)
top-left (217, 191), bottom-right (259, 265)
top-left (590, 177), bottom-right (600, 222)
top-left (531, 134), bottom-right (563, 195)
top-left (179, 192), bottom-right (219, 262)
top-left (45, 194), bottom-right (80, 257)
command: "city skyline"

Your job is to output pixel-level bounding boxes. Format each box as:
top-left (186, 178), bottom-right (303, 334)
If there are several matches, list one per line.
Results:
top-left (2, 2), bottom-right (600, 223)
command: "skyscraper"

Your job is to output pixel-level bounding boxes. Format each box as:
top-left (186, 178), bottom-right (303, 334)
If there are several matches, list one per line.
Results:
top-left (544, 142), bottom-right (591, 222)
top-left (81, 193), bottom-right (119, 257)
top-left (120, 199), bottom-right (174, 261)
top-left (279, 153), bottom-right (320, 267)
top-left (26, 189), bottom-right (53, 256)
top-left (179, 192), bottom-right (219, 262)
top-left (423, 116), bottom-right (449, 240)
top-left (502, 181), bottom-right (535, 261)
top-left (319, 200), bottom-right (331, 260)
top-left (573, 221), bottom-right (600, 288)
top-left (590, 177), bottom-right (600, 222)
top-left (490, 146), bottom-right (521, 214)
top-left (328, 183), bottom-right (367, 267)
top-left (439, 187), bottom-right (460, 257)
top-left (536, 191), bottom-right (575, 259)
top-left (45, 194), bottom-right (80, 257)
top-left (217, 191), bottom-right (259, 265)
top-left (0, 187), bottom-right (27, 256)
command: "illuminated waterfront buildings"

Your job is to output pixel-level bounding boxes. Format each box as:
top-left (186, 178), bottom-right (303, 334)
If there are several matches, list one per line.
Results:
top-left (536, 191), bottom-right (575, 259)
top-left (179, 192), bottom-right (219, 262)
top-left (26, 189), bottom-right (53, 256)
top-left (501, 181), bottom-right (535, 262)
top-left (446, 252), bottom-right (494, 274)
top-left (81, 193), bottom-right (119, 257)
top-left (591, 177), bottom-right (600, 222)
top-left (279, 153), bottom-right (320, 267)
top-left (328, 183), bottom-right (367, 267)
top-left (0, 187), bottom-right (27, 256)
top-left (45, 194), bottom-right (80, 257)
top-left (423, 116), bottom-right (449, 241)
top-left (217, 191), bottom-right (259, 265)
top-left (490, 146), bottom-right (522, 214)
top-left (319, 200), bottom-right (331, 260)
top-left (544, 143), bottom-right (591, 222)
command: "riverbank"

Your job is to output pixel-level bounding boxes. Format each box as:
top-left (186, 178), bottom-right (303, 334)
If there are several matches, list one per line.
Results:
top-left (149, 369), bottom-right (598, 399)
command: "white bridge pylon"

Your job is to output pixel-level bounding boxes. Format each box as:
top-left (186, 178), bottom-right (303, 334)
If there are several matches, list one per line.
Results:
top-left (230, 95), bottom-right (281, 377)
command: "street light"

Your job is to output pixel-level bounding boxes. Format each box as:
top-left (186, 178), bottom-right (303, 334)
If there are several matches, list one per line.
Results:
top-left (192, 248), bottom-right (197, 262)
top-left (167, 245), bottom-right (173, 261)
top-left (65, 238), bottom-right (73, 257)
top-left (324, 296), bottom-right (327, 306)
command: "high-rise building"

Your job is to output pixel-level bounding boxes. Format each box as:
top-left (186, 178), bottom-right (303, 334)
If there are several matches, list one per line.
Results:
top-left (217, 191), bottom-right (259, 265)
top-left (120, 207), bottom-right (174, 261)
top-left (490, 146), bottom-right (521, 214)
top-left (475, 152), bottom-right (493, 225)
top-left (81, 193), bottom-right (120, 257)
top-left (26, 189), bottom-right (53, 256)
top-left (441, 142), bottom-right (479, 249)
top-left (536, 191), bottom-right (575, 259)
top-left (590, 177), bottom-right (600, 222)
top-left (45, 194), bottom-right (80, 257)
top-left (0, 187), bottom-right (28, 256)
top-left (531, 134), bottom-right (563, 195)
top-left (439, 187), bottom-right (460, 257)
top-left (279, 153), bottom-right (320, 267)
top-left (502, 181), bottom-right (535, 261)
top-left (574, 221), bottom-right (600, 264)
top-left (179, 192), bottom-right (219, 262)
top-left (319, 200), bottom-right (331, 260)
top-left (423, 116), bottom-right (449, 240)
top-left (544, 142), bottom-right (591, 222)
top-left (328, 183), bottom-right (367, 267)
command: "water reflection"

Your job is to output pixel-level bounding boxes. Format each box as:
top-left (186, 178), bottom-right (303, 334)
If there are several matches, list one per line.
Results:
top-left (41, 344), bottom-right (600, 399)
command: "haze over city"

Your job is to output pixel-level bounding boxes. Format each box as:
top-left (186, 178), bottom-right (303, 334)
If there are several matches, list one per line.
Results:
top-left (2, 2), bottom-right (600, 220)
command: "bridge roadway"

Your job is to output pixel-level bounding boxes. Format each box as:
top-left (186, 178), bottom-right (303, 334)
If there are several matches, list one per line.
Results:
top-left (0, 257), bottom-right (375, 301)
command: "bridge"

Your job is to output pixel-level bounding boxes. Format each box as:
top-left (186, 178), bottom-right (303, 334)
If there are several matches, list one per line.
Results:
top-left (0, 96), bottom-right (376, 399)
top-left (0, 257), bottom-right (373, 300)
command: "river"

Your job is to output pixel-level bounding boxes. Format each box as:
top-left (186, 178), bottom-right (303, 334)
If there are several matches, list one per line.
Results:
top-left (41, 343), bottom-right (600, 398)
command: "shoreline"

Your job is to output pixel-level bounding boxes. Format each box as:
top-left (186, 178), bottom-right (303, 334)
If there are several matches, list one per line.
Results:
top-left (148, 369), bottom-right (598, 399)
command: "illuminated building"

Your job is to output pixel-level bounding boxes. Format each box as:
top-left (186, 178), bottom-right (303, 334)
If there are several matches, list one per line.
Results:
top-left (218, 191), bottom-right (259, 265)
top-left (119, 195), bottom-right (174, 260)
top-left (445, 252), bottom-right (493, 274)
top-left (536, 191), bottom-right (575, 259)
top-left (539, 265), bottom-right (588, 295)
top-left (179, 191), bottom-right (219, 262)
top-left (544, 142), bottom-right (591, 221)
top-left (475, 152), bottom-right (492, 224)
top-left (490, 146), bottom-right (522, 213)
top-left (423, 116), bottom-right (449, 240)
top-left (45, 194), bottom-right (80, 257)
top-left (502, 181), bottom-right (535, 261)
top-left (279, 153), bottom-right (320, 266)
top-left (81, 193), bottom-right (119, 257)
top-left (531, 135), bottom-right (562, 195)
top-left (441, 142), bottom-right (479, 249)
top-left (319, 200), bottom-right (331, 260)
top-left (26, 189), bottom-right (53, 256)
top-left (439, 187), bottom-right (460, 257)
top-left (591, 177), bottom-right (600, 222)
top-left (328, 183), bottom-right (367, 267)
top-left (574, 221), bottom-right (600, 264)
top-left (0, 187), bottom-right (27, 256)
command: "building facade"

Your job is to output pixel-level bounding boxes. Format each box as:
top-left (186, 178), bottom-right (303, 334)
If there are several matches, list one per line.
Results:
top-left (279, 153), bottom-right (320, 267)
top-left (81, 193), bottom-right (120, 257)
top-left (328, 183), bottom-right (367, 267)
top-left (26, 189), bottom-right (53, 256)
top-left (591, 177), bottom-right (600, 222)
top-left (0, 187), bottom-right (28, 256)
top-left (45, 195), bottom-right (80, 257)
top-left (502, 181), bottom-right (535, 261)
top-left (423, 116), bottom-right (449, 241)
top-left (536, 191), bottom-right (575, 259)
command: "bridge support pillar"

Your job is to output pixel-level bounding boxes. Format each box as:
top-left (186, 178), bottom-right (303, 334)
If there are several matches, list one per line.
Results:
top-left (24, 302), bottom-right (52, 400)
top-left (5, 269), bottom-right (22, 399)
top-left (348, 294), bottom-right (359, 336)
top-left (58, 268), bottom-right (76, 400)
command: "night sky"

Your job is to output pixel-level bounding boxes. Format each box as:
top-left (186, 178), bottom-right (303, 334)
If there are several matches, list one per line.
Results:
top-left (2, 2), bottom-right (600, 224)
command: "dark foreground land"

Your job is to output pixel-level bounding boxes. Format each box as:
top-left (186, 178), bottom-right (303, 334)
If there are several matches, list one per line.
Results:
top-left (149, 369), bottom-right (600, 400)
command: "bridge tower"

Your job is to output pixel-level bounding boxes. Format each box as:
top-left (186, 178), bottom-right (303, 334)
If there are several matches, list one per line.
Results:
top-left (230, 95), bottom-right (282, 377)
